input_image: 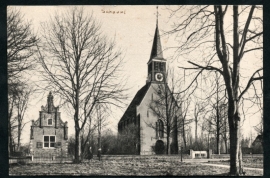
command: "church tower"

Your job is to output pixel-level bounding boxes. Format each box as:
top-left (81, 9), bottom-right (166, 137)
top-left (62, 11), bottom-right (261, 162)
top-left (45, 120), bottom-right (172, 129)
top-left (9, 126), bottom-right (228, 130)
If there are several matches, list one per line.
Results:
top-left (147, 7), bottom-right (166, 84)
top-left (118, 7), bottom-right (180, 155)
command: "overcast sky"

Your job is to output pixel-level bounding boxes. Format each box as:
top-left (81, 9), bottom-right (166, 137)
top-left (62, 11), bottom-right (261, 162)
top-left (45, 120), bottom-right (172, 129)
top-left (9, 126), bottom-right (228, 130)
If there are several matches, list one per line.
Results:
top-left (11, 5), bottom-right (263, 144)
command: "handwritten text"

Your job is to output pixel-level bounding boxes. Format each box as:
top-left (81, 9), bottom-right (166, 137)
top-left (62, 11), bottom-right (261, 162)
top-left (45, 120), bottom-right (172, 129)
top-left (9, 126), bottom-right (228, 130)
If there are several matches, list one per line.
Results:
top-left (102, 9), bottom-right (126, 14)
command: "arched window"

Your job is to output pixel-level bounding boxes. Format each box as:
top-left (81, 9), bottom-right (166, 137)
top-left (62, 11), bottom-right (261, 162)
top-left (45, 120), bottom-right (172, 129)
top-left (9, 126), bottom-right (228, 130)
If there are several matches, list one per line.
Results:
top-left (156, 119), bottom-right (164, 138)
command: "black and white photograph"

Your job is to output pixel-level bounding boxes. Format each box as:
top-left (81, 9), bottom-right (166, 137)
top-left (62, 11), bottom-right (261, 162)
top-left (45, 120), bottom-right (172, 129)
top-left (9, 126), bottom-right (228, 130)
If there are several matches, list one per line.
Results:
top-left (7, 5), bottom-right (263, 176)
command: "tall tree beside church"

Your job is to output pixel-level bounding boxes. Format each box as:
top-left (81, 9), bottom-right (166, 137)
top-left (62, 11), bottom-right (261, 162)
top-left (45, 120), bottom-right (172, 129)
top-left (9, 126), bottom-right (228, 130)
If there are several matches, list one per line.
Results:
top-left (179, 98), bottom-right (192, 149)
top-left (148, 71), bottom-right (192, 154)
top-left (193, 101), bottom-right (206, 144)
top-left (166, 5), bottom-right (262, 175)
top-left (7, 7), bottom-right (38, 154)
top-left (206, 72), bottom-right (228, 154)
top-left (37, 7), bottom-right (126, 163)
top-left (148, 77), bottom-right (180, 154)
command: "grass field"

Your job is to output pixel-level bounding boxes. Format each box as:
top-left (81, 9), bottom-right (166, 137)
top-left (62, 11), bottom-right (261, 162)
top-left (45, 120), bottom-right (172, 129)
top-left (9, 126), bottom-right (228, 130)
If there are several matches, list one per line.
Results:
top-left (9, 158), bottom-right (263, 176)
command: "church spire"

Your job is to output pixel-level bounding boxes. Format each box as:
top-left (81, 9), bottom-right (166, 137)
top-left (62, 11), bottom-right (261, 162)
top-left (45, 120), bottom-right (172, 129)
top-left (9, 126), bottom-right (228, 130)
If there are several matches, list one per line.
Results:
top-left (156, 6), bottom-right (159, 27)
top-left (148, 6), bottom-right (164, 62)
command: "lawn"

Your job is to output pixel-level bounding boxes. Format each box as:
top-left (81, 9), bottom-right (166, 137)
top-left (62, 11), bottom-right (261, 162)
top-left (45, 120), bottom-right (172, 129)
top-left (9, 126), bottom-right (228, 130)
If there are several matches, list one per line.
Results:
top-left (9, 158), bottom-right (263, 176)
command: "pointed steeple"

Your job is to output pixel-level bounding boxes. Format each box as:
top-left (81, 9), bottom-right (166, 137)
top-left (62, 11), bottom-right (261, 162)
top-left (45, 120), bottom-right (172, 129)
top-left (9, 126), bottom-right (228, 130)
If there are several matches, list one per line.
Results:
top-left (148, 6), bottom-right (164, 63)
top-left (150, 26), bottom-right (163, 59)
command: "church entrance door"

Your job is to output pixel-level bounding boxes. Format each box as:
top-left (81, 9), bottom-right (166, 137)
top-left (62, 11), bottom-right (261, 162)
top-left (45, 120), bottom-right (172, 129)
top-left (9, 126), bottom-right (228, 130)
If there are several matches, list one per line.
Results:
top-left (155, 140), bottom-right (165, 154)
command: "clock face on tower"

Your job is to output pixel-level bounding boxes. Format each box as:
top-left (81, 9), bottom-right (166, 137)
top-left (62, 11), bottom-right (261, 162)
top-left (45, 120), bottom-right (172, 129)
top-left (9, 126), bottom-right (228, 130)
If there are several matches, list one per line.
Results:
top-left (155, 73), bottom-right (163, 82)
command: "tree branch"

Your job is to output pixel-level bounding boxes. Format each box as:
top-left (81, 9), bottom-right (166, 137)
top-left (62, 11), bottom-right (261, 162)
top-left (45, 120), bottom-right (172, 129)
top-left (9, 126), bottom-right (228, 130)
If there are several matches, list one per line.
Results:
top-left (238, 68), bottom-right (263, 101)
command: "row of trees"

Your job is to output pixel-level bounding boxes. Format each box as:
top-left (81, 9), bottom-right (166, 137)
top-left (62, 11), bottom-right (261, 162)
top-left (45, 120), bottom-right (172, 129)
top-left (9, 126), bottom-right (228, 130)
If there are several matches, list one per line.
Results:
top-left (165, 5), bottom-right (263, 175)
top-left (7, 7), bottom-right (38, 155)
top-left (68, 124), bottom-right (140, 158)
top-left (146, 70), bottom-right (230, 155)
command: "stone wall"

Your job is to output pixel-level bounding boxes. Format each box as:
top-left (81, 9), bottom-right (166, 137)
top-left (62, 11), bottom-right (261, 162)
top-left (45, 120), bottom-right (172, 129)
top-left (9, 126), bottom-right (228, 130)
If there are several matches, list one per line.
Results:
top-left (190, 149), bottom-right (208, 159)
top-left (138, 84), bottom-right (167, 155)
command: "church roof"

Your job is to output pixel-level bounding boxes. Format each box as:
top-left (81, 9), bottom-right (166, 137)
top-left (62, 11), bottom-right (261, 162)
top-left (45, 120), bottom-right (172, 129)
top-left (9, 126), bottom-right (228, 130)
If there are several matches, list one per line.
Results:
top-left (119, 84), bottom-right (150, 124)
top-left (252, 135), bottom-right (263, 145)
top-left (148, 25), bottom-right (165, 63)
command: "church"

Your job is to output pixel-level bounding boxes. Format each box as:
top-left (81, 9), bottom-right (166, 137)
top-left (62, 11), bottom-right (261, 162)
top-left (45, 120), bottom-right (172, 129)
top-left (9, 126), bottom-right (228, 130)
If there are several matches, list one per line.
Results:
top-left (29, 92), bottom-right (68, 156)
top-left (118, 11), bottom-right (181, 155)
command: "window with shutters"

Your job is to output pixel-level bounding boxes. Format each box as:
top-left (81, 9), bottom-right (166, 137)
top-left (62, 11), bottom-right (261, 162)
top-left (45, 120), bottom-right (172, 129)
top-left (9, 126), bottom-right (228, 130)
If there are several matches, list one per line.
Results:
top-left (36, 142), bottom-right (43, 148)
top-left (44, 135), bottom-right (56, 148)
top-left (55, 142), bottom-right (61, 148)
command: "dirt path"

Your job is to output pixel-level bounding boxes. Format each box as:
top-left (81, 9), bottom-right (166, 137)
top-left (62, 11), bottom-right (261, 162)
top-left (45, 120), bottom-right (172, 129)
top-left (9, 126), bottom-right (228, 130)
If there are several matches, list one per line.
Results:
top-left (182, 158), bottom-right (229, 163)
top-left (202, 163), bottom-right (263, 171)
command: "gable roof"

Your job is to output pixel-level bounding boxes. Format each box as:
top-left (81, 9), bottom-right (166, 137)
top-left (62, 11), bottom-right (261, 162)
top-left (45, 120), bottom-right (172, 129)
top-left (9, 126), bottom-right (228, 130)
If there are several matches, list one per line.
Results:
top-left (252, 135), bottom-right (263, 145)
top-left (118, 84), bottom-right (150, 124)
top-left (32, 92), bottom-right (66, 127)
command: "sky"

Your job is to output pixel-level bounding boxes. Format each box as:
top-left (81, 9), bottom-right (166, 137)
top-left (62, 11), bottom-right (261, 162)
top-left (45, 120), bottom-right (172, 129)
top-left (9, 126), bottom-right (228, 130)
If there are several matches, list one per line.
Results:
top-left (10, 5), bottom-right (263, 144)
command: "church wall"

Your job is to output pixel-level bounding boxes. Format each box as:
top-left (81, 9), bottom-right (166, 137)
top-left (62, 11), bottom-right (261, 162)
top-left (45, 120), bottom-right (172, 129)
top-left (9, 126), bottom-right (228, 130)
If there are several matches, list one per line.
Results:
top-left (137, 83), bottom-right (168, 155)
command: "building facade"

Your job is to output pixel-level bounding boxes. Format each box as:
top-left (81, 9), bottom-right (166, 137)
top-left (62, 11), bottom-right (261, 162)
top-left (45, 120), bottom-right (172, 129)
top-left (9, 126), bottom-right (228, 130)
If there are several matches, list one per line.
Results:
top-left (30, 92), bottom-right (68, 156)
top-left (251, 135), bottom-right (263, 154)
top-left (118, 19), bottom-right (181, 155)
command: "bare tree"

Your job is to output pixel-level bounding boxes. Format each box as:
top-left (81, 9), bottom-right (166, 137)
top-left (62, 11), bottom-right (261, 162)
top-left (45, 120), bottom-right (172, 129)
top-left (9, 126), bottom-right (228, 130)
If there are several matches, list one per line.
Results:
top-left (7, 7), bottom-right (38, 155)
top-left (147, 70), bottom-right (192, 154)
top-left (220, 106), bottom-right (229, 154)
top-left (14, 83), bottom-right (33, 151)
top-left (253, 116), bottom-right (263, 136)
top-left (118, 124), bottom-right (142, 155)
top-left (166, 5), bottom-right (263, 175)
top-left (193, 101), bottom-right (206, 144)
top-left (205, 72), bottom-right (228, 154)
top-left (7, 7), bottom-right (38, 82)
top-left (37, 7), bottom-right (126, 163)
top-left (8, 83), bottom-right (19, 155)
top-left (95, 104), bottom-right (110, 160)
top-left (179, 98), bottom-right (192, 149)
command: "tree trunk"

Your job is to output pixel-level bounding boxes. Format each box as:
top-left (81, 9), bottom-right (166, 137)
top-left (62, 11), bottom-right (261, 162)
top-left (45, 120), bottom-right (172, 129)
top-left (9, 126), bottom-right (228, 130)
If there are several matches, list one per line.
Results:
top-left (74, 127), bottom-right (81, 163)
top-left (216, 73), bottom-right (220, 155)
top-left (8, 121), bottom-right (13, 155)
top-left (17, 122), bottom-right (21, 151)
top-left (217, 120), bottom-right (220, 154)
top-left (224, 138), bottom-right (228, 154)
top-left (167, 126), bottom-right (171, 155)
top-left (182, 121), bottom-right (187, 149)
top-left (195, 120), bottom-right (198, 143)
top-left (228, 111), bottom-right (243, 175)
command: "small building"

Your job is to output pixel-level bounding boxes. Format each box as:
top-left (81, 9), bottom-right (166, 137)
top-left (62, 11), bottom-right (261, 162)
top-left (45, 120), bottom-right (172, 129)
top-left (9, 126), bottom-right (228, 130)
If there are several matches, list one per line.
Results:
top-left (29, 92), bottom-right (68, 156)
top-left (251, 135), bottom-right (263, 154)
